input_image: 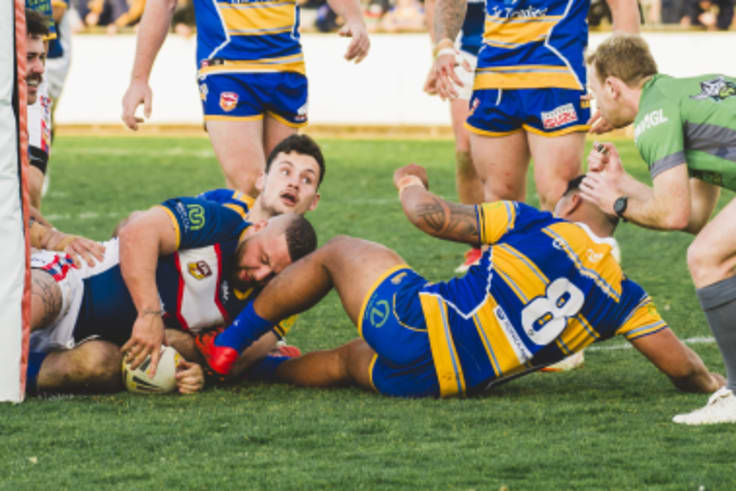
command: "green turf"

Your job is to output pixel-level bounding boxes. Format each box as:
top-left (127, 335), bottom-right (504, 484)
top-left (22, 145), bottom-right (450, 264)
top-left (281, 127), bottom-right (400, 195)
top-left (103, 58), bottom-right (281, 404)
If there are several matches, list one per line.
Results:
top-left (4, 136), bottom-right (735, 489)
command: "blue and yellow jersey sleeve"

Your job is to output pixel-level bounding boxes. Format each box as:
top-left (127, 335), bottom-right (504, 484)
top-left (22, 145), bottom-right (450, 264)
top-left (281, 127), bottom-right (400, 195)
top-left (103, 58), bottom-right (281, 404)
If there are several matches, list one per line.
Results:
top-left (197, 188), bottom-right (255, 220)
top-left (159, 196), bottom-right (250, 250)
top-left (476, 200), bottom-right (518, 245)
top-left (615, 292), bottom-right (668, 341)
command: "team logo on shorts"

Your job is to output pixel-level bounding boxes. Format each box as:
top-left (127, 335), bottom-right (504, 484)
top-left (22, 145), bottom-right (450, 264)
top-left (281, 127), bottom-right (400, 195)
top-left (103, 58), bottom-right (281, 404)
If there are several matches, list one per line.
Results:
top-left (219, 92), bottom-right (239, 112)
top-left (369, 300), bottom-right (390, 328)
top-left (541, 103), bottom-right (578, 130)
top-left (199, 83), bottom-right (208, 102)
top-left (691, 76), bottom-right (736, 102)
top-left (188, 260), bottom-right (212, 280)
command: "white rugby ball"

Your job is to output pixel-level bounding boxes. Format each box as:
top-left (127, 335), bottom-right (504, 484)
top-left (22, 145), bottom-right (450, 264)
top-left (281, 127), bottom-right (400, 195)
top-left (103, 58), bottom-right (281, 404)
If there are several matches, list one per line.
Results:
top-left (122, 345), bottom-right (181, 394)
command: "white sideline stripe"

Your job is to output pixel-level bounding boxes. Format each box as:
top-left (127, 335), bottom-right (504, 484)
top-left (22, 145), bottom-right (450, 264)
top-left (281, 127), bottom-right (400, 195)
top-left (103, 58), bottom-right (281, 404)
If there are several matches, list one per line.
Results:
top-left (589, 336), bottom-right (715, 352)
top-left (62, 147), bottom-right (214, 158)
top-left (44, 211), bottom-right (124, 221)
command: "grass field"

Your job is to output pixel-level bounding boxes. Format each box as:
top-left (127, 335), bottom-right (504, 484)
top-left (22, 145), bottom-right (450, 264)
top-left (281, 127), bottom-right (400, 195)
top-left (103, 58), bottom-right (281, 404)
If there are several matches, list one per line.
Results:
top-left (3, 135), bottom-right (735, 489)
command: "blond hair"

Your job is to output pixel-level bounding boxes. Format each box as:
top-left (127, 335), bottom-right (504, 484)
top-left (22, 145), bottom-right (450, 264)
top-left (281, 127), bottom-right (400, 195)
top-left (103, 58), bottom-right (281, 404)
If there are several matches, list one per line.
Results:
top-left (587, 34), bottom-right (658, 88)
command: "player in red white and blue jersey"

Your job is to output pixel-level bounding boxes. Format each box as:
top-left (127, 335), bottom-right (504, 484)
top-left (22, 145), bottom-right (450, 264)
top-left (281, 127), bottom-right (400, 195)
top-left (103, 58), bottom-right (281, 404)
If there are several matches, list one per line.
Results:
top-left (27, 196), bottom-right (316, 393)
top-left (121, 0), bottom-right (367, 199)
top-left (196, 164), bottom-right (724, 400)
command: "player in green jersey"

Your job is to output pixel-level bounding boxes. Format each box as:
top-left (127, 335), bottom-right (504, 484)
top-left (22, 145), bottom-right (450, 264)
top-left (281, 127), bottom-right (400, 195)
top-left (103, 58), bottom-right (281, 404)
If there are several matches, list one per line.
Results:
top-left (580, 33), bottom-right (736, 425)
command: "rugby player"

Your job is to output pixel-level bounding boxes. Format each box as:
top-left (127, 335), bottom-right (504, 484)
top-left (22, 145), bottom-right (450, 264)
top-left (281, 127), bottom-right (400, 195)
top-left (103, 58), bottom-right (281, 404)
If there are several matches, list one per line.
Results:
top-left (27, 135), bottom-right (325, 395)
top-left (23, 6), bottom-right (53, 210)
top-left (423, 0), bottom-right (484, 273)
top-left (24, 10), bottom-right (105, 268)
top-left (121, 0), bottom-right (368, 198)
top-left (428, 0), bottom-right (638, 209)
top-left (579, 34), bottom-right (736, 424)
top-left (194, 164), bottom-right (723, 401)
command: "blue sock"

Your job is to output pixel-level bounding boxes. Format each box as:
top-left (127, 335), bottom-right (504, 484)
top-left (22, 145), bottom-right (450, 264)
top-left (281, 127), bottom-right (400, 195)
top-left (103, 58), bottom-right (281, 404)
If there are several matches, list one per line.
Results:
top-left (246, 355), bottom-right (291, 381)
top-left (26, 352), bottom-right (48, 396)
top-left (215, 301), bottom-right (275, 352)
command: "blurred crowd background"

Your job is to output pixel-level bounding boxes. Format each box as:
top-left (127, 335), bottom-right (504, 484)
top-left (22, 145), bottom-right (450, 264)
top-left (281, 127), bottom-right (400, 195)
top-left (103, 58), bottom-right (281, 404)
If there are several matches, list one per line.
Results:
top-left (66, 0), bottom-right (736, 36)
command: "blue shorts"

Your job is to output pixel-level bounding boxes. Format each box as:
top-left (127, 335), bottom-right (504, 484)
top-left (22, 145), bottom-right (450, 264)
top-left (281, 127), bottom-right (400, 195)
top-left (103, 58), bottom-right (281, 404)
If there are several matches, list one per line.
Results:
top-left (198, 71), bottom-right (308, 127)
top-left (358, 266), bottom-right (439, 398)
top-left (465, 87), bottom-right (590, 137)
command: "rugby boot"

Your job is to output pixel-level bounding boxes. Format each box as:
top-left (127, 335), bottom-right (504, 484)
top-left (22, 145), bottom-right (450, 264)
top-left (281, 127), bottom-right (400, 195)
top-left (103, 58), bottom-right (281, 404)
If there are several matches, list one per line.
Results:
top-left (194, 327), bottom-right (239, 377)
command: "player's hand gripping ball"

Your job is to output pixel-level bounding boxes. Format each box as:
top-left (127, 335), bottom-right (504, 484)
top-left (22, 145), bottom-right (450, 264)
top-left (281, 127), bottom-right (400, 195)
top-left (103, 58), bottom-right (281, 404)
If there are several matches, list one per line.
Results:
top-left (122, 345), bottom-right (182, 394)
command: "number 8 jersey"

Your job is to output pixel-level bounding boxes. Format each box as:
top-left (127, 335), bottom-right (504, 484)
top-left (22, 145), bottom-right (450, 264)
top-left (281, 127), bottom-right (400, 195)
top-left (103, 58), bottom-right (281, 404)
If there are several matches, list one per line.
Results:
top-left (418, 201), bottom-right (667, 397)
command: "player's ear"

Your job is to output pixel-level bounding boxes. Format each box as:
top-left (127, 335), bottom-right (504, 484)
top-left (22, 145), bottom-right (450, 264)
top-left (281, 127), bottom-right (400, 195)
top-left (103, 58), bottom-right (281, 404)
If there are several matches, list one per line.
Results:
top-left (255, 171), bottom-right (266, 194)
top-left (251, 219), bottom-right (268, 234)
top-left (307, 193), bottom-right (320, 212)
top-left (606, 76), bottom-right (622, 100)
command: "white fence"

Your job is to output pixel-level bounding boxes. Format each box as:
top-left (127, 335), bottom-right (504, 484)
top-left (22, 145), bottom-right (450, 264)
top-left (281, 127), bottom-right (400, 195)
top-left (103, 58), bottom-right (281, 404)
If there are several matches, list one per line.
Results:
top-left (55, 31), bottom-right (736, 126)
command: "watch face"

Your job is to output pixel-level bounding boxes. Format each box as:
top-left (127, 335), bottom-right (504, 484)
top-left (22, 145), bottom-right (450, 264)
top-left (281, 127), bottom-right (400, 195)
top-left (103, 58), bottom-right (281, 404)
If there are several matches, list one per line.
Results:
top-left (614, 197), bottom-right (627, 215)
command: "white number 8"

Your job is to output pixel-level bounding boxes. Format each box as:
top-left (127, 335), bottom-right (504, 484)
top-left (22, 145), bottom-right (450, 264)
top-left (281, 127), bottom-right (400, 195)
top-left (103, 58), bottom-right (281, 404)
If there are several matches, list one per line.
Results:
top-left (521, 278), bottom-right (584, 346)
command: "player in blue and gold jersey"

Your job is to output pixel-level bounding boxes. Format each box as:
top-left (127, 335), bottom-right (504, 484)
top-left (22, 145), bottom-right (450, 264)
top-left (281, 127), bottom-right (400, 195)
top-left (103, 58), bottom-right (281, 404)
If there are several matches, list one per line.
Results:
top-left (196, 164), bottom-right (723, 400)
top-left (429, 0), bottom-right (638, 212)
top-left (121, 0), bottom-right (367, 198)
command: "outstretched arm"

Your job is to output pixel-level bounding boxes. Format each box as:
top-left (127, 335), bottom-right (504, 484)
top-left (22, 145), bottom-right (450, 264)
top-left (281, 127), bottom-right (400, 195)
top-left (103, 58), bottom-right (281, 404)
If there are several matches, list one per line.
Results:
top-left (394, 164), bottom-right (480, 245)
top-left (630, 328), bottom-right (724, 393)
top-left (119, 206), bottom-right (178, 374)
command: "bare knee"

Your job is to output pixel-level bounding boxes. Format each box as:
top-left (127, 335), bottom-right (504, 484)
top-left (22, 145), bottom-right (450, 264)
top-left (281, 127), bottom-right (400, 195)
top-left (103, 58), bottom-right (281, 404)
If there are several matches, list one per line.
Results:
top-left (687, 237), bottom-right (723, 287)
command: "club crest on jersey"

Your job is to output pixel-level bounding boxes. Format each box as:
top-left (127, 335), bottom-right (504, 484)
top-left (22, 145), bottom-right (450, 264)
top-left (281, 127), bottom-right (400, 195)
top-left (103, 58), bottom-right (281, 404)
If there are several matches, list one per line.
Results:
top-left (188, 260), bottom-right (212, 280)
top-left (219, 92), bottom-right (239, 112)
top-left (691, 76), bottom-right (736, 102)
top-left (541, 103), bottom-right (578, 129)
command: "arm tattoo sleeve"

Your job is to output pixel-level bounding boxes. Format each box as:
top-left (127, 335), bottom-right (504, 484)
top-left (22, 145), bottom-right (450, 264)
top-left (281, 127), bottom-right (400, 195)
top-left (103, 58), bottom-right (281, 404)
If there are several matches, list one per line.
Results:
top-left (416, 196), bottom-right (480, 244)
top-left (433, 0), bottom-right (466, 42)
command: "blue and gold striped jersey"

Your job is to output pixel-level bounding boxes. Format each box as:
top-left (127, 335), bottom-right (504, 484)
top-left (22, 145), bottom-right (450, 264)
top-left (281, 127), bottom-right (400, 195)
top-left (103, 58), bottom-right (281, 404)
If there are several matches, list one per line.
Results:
top-left (26, 0), bottom-right (57, 40)
top-left (474, 0), bottom-right (589, 91)
top-left (194, 0), bottom-right (305, 76)
top-left (418, 201), bottom-right (666, 397)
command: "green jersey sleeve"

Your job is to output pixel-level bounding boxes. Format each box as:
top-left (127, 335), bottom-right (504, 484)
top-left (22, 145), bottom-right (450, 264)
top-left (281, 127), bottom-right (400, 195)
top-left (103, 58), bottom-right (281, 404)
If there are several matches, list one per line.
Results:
top-left (634, 94), bottom-right (686, 180)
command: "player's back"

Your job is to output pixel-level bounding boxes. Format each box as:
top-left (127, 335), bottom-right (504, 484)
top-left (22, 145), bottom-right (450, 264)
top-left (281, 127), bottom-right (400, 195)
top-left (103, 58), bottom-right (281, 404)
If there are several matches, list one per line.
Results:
top-left (194, 0), bottom-right (303, 67)
top-left (418, 202), bottom-right (659, 396)
top-left (478, 0), bottom-right (589, 90)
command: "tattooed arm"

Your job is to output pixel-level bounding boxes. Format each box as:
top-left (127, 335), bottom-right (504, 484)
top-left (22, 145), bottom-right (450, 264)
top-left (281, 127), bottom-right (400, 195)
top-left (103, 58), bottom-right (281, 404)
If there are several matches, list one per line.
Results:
top-left (393, 164), bottom-right (480, 245)
top-left (31, 270), bottom-right (63, 330)
top-left (433, 0), bottom-right (465, 44)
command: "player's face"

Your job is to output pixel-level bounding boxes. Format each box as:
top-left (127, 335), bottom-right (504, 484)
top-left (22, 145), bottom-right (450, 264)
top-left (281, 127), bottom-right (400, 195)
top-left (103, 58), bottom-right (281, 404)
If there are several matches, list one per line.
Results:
top-left (257, 151), bottom-right (321, 217)
top-left (588, 67), bottom-right (630, 129)
top-left (232, 221), bottom-right (292, 290)
top-left (25, 35), bottom-right (46, 106)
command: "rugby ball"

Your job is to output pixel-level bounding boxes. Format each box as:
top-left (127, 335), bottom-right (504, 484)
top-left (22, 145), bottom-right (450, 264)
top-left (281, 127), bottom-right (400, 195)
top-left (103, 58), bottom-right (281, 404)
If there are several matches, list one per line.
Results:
top-left (122, 345), bottom-right (182, 394)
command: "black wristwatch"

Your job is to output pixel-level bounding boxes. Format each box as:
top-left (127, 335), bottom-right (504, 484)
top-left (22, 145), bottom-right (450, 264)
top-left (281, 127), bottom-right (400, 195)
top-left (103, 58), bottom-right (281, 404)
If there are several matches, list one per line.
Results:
top-left (613, 196), bottom-right (628, 221)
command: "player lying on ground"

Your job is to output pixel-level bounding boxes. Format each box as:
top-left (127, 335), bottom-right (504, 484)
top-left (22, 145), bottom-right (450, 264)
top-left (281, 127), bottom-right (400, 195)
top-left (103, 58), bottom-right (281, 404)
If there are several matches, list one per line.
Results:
top-left (27, 135), bottom-right (325, 395)
top-left (195, 164), bottom-right (724, 398)
top-left (580, 34), bottom-right (736, 424)
top-left (28, 201), bottom-right (316, 395)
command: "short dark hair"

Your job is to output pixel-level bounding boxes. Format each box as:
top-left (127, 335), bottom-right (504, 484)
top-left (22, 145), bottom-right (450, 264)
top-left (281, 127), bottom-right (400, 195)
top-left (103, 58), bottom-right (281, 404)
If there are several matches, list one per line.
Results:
top-left (562, 175), bottom-right (586, 196)
top-left (25, 10), bottom-right (49, 38)
top-left (266, 134), bottom-right (326, 186)
top-left (563, 175), bottom-right (619, 228)
top-left (284, 214), bottom-right (317, 262)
